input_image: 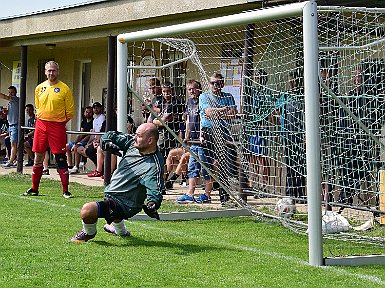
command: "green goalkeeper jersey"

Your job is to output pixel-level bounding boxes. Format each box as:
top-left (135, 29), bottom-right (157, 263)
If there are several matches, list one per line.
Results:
top-left (101, 131), bottom-right (164, 217)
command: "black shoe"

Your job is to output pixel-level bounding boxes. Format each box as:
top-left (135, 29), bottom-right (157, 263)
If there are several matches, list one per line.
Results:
top-left (42, 169), bottom-right (49, 175)
top-left (63, 191), bottom-right (73, 199)
top-left (219, 188), bottom-right (230, 204)
top-left (220, 194), bottom-right (230, 204)
top-left (165, 181), bottom-right (173, 190)
top-left (164, 180), bottom-right (174, 190)
top-left (21, 188), bottom-right (39, 196)
top-left (213, 182), bottom-right (220, 190)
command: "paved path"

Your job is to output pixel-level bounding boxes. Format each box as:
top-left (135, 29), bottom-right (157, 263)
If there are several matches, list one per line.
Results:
top-left (0, 164), bottom-right (225, 208)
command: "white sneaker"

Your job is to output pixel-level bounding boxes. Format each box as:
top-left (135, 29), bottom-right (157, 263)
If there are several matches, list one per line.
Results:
top-left (103, 224), bottom-right (130, 237)
top-left (2, 161), bottom-right (16, 168)
top-left (69, 166), bottom-right (79, 174)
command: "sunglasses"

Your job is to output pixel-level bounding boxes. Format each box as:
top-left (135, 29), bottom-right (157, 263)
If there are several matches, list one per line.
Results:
top-left (210, 81), bottom-right (223, 86)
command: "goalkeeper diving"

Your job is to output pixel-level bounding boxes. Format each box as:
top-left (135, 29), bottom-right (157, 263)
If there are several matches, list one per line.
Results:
top-left (70, 123), bottom-right (164, 242)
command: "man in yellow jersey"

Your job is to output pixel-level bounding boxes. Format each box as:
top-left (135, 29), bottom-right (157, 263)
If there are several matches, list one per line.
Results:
top-left (22, 61), bottom-right (75, 198)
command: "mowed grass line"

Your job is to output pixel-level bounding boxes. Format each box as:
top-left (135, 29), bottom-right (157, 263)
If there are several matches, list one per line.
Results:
top-left (0, 174), bottom-right (384, 288)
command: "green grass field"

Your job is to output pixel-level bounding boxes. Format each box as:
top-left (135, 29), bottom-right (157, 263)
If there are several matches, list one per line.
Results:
top-left (1, 173), bottom-right (385, 287)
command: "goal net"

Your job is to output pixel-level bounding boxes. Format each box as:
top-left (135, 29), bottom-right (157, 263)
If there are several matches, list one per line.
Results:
top-left (120, 3), bottom-right (385, 250)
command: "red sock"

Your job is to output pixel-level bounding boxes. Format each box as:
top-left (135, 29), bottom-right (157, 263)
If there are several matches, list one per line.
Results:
top-left (57, 168), bottom-right (69, 193)
top-left (31, 166), bottom-right (44, 191)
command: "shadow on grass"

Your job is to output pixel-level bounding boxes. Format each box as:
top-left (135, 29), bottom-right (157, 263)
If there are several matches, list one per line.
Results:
top-left (93, 236), bottom-right (228, 255)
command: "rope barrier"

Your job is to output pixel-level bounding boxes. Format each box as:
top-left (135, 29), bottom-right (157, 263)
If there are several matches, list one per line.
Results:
top-left (20, 126), bottom-right (104, 136)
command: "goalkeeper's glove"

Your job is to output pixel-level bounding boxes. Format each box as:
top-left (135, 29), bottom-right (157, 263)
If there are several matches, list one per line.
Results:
top-left (101, 140), bottom-right (122, 157)
top-left (142, 201), bottom-right (160, 220)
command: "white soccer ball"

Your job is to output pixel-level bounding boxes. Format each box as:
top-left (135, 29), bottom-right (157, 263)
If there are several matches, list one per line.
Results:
top-left (322, 211), bottom-right (350, 234)
top-left (276, 198), bottom-right (296, 218)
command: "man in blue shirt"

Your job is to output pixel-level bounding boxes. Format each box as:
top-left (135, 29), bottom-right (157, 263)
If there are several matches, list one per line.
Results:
top-left (199, 73), bottom-right (237, 205)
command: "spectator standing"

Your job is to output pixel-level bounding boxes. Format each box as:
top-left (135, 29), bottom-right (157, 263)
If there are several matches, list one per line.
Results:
top-left (22, 61), bottom-right (75, 198)
top-left (248, 69), bottom-right (276, 191)
top-left (177, 80), bottom-right (215, 204)
top-left (337, 64), bottom-right (383, 212)
top-left (0, 86), bottom-right (19, 167)
top-left (280, 71), bottom-right (306, 199)
top-left (199, 73), bottom-right (237, 205)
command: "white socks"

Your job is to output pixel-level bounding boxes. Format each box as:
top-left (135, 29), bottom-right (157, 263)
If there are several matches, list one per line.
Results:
top-left (82, 221), bottom-right (97, 235)
top-left (112, 220), bottom-right (128, 236)
top-left (82, 220), bottom-right (128, 236)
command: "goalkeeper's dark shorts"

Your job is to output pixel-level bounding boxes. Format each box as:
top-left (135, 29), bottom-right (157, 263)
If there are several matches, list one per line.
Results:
top-left (96, 197), bottom-right (142, 223)
top-left (96, 198), bottom-right (126, 224)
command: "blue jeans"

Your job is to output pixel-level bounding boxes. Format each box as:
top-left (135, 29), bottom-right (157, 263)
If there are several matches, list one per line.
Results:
top-left (8, 125), bottom-right (18, 143)
top-left (187, 144), bottom-right (213, 180)
top-left (68, 141), bottom-right (88, 150)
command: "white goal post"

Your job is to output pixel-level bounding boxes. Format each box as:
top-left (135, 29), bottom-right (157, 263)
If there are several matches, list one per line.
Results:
top-left (116, 1), bottom-right (323, 266)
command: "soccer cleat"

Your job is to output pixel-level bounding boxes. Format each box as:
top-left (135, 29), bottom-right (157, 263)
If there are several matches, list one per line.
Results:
top-left (69, 166), bottom-right (79, 174)
top-left (195, 194), bottom-right (211, 203)
top-left (21, 188), bottom-right (39, 196)
top-left (63, 191), bottom-right (73, 199)
top-left (103, 224), bottom-right (131, 237)
top-left (70, 230), bottom-right (96, 242)
top-left (87, 170), bottom-right (103, 177)
top-left (176, 194), bottom-right (195, 204)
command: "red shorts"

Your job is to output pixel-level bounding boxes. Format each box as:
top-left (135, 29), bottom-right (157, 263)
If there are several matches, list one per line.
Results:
top-left (32, 119), bottom-right (67, 154)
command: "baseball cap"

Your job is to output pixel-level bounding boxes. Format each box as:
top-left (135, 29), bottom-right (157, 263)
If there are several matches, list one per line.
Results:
top-left (92, 102), bottom-right (103, 108)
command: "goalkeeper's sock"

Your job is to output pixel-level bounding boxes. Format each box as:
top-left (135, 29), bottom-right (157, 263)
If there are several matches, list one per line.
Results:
top-left (112, 220), bottom-right (128, 236)
top-left (82, 221), bottom-right (97, 236)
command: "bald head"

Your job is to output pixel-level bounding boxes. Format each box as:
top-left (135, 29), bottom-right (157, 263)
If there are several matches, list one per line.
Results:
top-left (134, 123), bottom-right (159, 153)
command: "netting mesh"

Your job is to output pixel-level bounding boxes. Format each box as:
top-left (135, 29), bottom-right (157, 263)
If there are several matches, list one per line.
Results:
top-left (126, 6), bottom-right (385, 245)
